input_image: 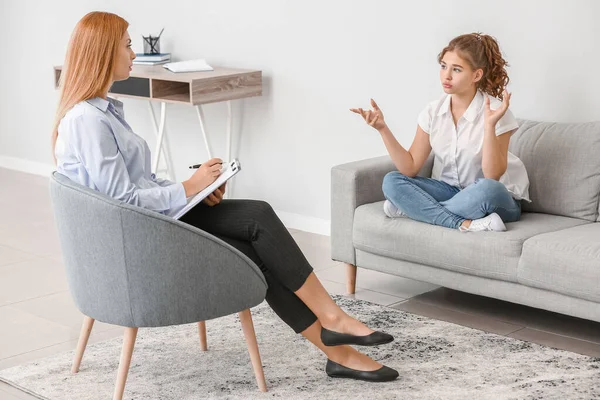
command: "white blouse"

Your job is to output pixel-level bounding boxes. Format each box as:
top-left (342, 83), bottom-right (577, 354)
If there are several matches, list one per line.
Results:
top-left (418, 90), bottom-right (530, 202)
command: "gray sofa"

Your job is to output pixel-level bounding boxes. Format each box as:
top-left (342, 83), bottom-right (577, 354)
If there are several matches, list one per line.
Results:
top-left (331, 119), bottom-right (600, 323)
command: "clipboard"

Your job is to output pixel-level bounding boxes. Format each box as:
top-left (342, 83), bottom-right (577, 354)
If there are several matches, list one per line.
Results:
top-left (170, 159), bottom-right (241, 220)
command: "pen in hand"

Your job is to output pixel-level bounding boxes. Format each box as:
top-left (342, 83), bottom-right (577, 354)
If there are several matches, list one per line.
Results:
top-left (189, 162), bottom-right (223, 169)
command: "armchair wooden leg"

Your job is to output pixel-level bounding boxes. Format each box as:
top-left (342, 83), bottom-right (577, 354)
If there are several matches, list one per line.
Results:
top-left (113, 327), bottom-right (138, 400)
top-left (346, 263), bottom-right (357, 294)
top-left (198, 321), bottom-right (207, 351)
top-left (72, 316), bottom-right (95, 373)
top-left (238, 309), bottom-right (267, 392)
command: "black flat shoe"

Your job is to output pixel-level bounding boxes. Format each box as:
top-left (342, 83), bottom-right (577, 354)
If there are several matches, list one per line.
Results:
top-left (325, 359), bottom-right (399, 382)
top-left (321, 327), bottom-right (394, 347)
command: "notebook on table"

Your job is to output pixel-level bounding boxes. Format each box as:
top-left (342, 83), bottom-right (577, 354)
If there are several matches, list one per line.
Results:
top-left (163, 59), bottom-right (213, 73)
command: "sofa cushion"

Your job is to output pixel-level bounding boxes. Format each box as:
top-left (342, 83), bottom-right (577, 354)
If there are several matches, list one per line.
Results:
top-left (510, 120), bottom-right (600, 221)
top-left (353, 201), bottom-right (589, 282)
top-left (518, 223), bottom-right (600, 303)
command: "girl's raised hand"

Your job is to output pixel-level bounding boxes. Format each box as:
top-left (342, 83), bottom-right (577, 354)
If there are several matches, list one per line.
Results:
top-left (351, 99), bottom-right (387, 131)
top-left (484, 89), bottom-right (511, 127)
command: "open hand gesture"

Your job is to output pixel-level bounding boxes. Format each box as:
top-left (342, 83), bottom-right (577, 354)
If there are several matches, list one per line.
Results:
top-left (484, 89), bottom-right (511, 127)
top-left (350, 99), bottom-right (387, 131)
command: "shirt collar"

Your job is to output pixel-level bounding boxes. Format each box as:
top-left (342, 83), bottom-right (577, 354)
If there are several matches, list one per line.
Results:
top-left (437, 90), bottom-right (484, 123)
top-left (86, 96), bottom-right (124, 115)
top-left (437, 95), bottom-right (452, 116)
top-left (463, 90), bottom-right (484, 122)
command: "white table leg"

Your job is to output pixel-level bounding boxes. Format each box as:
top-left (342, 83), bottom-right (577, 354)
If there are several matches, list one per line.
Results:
top-left (195, 105), bottom-right (213, 159)
top-left (162, 126), bottom-right (176, 181)
top-left (226, 101), bottom-right (233, 164)
top-left (225, 101), bottom-right (234, 198)
top-left (195, 102), bottom-right (236, 198)
top-left (151, 102), bottom-right (168, 177)
top-left (148, 102), bottom-right (176, 181)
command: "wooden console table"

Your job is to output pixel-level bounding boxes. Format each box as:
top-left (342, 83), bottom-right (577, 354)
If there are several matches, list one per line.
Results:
top-left (54, 65), bottom-right (262, 182)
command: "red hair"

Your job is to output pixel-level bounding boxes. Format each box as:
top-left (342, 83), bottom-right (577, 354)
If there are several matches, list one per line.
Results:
top-left (51, 12), bottom-right (129, 163)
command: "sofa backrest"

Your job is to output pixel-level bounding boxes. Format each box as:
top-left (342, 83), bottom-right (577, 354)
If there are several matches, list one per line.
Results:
top-left (509, 119), bottom-right (600, 222)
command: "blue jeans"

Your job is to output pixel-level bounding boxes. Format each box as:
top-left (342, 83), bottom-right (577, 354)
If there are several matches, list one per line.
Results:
top-left (382, 172), bottom-right (522, 229)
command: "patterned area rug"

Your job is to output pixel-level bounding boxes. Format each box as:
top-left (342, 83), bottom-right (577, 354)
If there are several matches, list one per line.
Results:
top-left (1, 296), bottom-right (599, 400)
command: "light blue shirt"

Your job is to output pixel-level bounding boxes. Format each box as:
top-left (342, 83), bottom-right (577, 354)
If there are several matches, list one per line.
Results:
top-left (55, 97), bottom-right (187, 214)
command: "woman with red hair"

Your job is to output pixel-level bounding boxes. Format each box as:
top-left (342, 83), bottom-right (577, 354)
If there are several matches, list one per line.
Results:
top-left (53, 11), bottom-right (398, 386)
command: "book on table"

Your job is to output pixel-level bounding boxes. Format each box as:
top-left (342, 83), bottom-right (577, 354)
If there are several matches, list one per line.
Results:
top-left (133, 59), bottom-right (170, 66)
top-left (134, 53), bottom-right (171, 62)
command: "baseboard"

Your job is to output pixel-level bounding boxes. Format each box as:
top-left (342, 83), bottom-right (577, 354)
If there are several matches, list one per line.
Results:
top-left (274, 210), bottom-right (331, 236)
top-left (0, 155), bottom-right (332, 236)
top-left (0, 156), bottom-right (55, 177)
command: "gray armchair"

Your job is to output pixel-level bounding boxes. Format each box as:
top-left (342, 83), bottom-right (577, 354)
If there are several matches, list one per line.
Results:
top-left (49, 172), bottom-right (269, 399)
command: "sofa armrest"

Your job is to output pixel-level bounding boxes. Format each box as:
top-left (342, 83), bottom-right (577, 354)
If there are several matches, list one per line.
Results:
top-left (330, 153), bottom-right (433, 265)
top-left (331, 156), bottom-right (395, 265)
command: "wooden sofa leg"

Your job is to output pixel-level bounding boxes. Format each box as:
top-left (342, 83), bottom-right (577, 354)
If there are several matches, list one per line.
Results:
top-left (72, 316), bottom-right (95, 373)
top-left (346, 263), bottom-right (357, 294)
top-left (238, 309), bottom-right (267, 392)
top-left (113, 327), bottom-right (138, 400)
top-left (198, 321), bottom-right (207, 351)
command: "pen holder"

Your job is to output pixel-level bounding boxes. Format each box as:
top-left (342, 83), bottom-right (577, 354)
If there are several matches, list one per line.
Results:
top-left (143, 35), bottom-right (161, 54)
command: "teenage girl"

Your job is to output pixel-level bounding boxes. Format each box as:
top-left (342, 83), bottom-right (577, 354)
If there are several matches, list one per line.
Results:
top-left (352, 33), bottom-right (530, 232)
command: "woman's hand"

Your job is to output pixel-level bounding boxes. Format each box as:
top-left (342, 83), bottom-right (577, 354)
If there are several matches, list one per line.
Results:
top-left (182, 158), bottom-right (222, 197)
top-left (484, 89), bottom-right (511, 127)
top-left (350, 99), bottom-right (387, 131)
top-left (203, 182), bottom-right (226, 206)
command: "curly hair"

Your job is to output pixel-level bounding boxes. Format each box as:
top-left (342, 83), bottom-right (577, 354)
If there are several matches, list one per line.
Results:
top-left (437, 33), bottom-right (509, 100)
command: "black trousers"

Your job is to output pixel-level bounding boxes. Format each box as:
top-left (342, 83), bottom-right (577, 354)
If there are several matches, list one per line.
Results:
top-left (181, 199), bottom-right (318, 333)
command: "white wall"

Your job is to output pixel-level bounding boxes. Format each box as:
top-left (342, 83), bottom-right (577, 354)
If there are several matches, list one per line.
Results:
top-left (1, 0), bottom-right (599, 234)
